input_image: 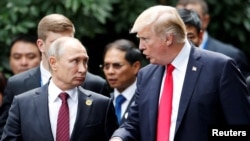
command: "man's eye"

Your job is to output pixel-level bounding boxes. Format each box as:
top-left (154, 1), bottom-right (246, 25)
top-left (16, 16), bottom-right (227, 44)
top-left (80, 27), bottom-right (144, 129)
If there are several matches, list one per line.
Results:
top-left (113, 63), bottom-right (124, 69)
top-left (27, 54), bottom-right (36, 59)
top-left (73, 59), bottom-right (79, 63)
top-left (12, 55), bottom-right (21, 59)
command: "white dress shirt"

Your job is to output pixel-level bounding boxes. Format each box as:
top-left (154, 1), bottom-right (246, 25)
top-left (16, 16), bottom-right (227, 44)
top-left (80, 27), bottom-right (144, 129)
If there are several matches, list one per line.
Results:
top-left (40, 61), bottom-right (51, 86)
top-left (113, 80), bottom-right (137, 118)
top-left (48, 80), bottom-right (78, 141)
top-left (159, 40), bottom-right (191, 141)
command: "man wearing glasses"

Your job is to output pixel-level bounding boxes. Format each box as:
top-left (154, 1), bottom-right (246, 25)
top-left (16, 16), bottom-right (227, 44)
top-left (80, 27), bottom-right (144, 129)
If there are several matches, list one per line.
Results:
top-left (102, 39), bottom-right (143, 125)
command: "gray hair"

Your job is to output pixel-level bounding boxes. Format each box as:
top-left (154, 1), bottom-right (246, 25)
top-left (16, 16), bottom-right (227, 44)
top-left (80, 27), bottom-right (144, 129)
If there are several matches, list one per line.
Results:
top-left (46, 37), bottom-right (83, 71)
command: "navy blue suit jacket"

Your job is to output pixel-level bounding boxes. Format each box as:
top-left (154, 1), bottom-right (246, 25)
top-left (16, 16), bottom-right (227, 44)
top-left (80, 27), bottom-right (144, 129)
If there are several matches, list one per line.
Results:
top-left (205, 35), bottom-right (249, 77)
top-left (112, 46), bottom-right (250, 141)
top-left (1, 84), bottom-right (118, 141)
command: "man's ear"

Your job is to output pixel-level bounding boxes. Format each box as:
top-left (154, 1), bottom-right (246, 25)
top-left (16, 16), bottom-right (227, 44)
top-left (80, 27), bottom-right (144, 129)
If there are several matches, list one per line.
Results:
top-left (166, 34), bottom-right (174, 46)
top-left (132, 61), bottom-right (141, 75)
top-left (198, 30), bottom-right (204, 45)
top-left (202, 14), bottom-right (210, 30)
top-left (37, 39), bottom-right (45, 53)
top-left (49, 56), bottom-right (57, 71)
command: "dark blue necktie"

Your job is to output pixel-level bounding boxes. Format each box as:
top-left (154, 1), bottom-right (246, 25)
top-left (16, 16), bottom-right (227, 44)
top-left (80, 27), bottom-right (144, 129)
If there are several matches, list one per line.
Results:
top-left (115, 94), bottom-right (126, 124)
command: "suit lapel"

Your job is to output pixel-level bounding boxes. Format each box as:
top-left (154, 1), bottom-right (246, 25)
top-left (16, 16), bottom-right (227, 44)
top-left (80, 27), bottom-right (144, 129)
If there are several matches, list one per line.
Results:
top-left (33, 84), bottom-right (54, 140)
top-left (71, 87), bottom-right (92, 140)
top-left (175, 47), bottom-right (203, 133)
top-left (148, 66), bottom-right (165, 138)
top-left (121, 94), bottom-right (136, 123)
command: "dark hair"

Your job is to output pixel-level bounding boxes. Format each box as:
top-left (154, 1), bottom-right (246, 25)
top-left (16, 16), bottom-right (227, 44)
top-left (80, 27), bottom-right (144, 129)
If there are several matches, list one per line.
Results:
top-left (0, 72), bottom-right (7, 95)
top-left (177, 8), bottom-right (202, 33)
top-left (103, 39), bottom-right (143, 65)
top-left (10, 34), bottom-right (38, 55)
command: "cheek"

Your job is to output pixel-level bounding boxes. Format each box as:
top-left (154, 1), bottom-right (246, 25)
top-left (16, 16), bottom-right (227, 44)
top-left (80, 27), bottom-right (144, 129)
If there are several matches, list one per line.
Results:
top-left (119, 68), bottom-right (133, 78)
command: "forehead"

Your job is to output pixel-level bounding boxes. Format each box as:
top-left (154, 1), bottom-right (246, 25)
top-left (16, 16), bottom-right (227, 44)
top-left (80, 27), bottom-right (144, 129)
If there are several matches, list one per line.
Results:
top-left (185, 4), bottom-right (203, 17)
top-left (137, 26), bottom-right (153, 38)
top-left (11, 41), bottom-right (39, 53)
top-left (104, 48), bottom-right (126, 61)
top-left (62, 42), bottom-right (88, 58)
top-left (186, 25), bottom-right (199, 34)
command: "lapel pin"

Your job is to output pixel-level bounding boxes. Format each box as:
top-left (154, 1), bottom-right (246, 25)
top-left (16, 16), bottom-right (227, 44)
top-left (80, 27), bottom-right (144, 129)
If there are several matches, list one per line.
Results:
top-left (85, 99), bottom-right (92, 106)
top-left (192, 66), bottom-right (197, 71)
top-left (124, 112), bottom-right (128, 119)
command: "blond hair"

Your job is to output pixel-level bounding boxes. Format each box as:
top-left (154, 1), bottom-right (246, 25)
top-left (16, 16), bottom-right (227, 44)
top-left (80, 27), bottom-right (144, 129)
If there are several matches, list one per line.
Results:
top-left (37, 14), bottom-right (75, 41)
top-left (130, 5), bottom-right (186, 43)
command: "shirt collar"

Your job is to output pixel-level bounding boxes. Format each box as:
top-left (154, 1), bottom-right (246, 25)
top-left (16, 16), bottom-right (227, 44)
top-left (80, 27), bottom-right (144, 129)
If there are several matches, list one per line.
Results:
top-left (114, 80), bottom-right (137, 101)
top-left (171, 39), bottom-right (191, 72)
top-left (48, 79), bottom-right (78, 102)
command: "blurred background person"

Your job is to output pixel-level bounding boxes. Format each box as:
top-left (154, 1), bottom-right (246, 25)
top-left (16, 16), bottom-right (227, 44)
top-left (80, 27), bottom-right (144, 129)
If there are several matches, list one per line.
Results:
top-left (9, 34), bottom-right (41, 75)
top-left (176, 0), bottom-right (250, 77)
top-left (0, 72), bottom-right (7, 107)
top-left (177, 8), bottom-right (203, 47)
top-left (102, 39), bottom-right (143, 124)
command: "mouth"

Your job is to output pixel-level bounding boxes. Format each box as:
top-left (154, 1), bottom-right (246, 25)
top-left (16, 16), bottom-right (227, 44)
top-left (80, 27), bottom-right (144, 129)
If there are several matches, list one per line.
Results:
top-left (107, 78), bottom-right (117, 85)
top-left (75, 77), bottom-right (85, 81)
top-left (145, 55), bottom-right (150, 60)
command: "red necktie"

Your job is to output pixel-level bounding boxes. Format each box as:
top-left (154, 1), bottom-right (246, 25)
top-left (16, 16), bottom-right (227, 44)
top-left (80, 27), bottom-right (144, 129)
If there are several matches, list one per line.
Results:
top-left (56, 92), bottom-right (69, 141)
top-left (157, 64), bottom-right (175, 141)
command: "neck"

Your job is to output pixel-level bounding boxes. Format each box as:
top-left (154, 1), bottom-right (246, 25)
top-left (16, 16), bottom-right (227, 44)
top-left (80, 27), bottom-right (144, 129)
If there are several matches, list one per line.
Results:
top-left (42, 56), bottom-right (50, 71)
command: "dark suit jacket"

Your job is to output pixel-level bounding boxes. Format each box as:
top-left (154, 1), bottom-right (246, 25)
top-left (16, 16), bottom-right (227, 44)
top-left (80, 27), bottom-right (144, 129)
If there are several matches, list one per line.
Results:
top-left (246, 76), bottom-right (250, 93)
top-left (0, 67), bottom-right (110, 137)
top-left (112, 46), bottom-right (250, 141)
top-left (1, 84), bottom-right (118, 141)
top-left (205, 35), bottom-right (249, 77)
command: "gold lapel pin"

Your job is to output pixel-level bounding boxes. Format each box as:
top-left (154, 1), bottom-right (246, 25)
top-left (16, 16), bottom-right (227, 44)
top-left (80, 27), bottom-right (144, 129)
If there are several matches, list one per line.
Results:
top-left (85, 99), bottom-right (93, 106)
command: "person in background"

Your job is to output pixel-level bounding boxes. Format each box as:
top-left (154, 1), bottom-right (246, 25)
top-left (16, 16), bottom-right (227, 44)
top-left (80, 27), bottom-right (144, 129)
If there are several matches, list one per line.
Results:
top-left (110, 5), bottom-right (250, 141)
top-left (1, 37), bottom-right (118, 141)
top-left (9, 34), bottom-right (41, 75)
top-left (0, 72), bottom-right (7, 107)
top-left (176, 0), bottom-right (250, 77)
top-left (0, 13), bottom-right (110, 138)
top-left (102, 39), bottom-right (142, 125)
top-left (177, 8), bottom-right (203, 47)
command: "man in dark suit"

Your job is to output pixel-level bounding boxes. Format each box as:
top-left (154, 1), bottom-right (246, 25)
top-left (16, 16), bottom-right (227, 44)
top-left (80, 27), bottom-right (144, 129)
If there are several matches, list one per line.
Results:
top-left (1, 37), bottom-right (118, 141)
top-left (176, 0), bottom-right (250, 77)
top-left (102, 39), bottom-right (143, 125)
top-left (0, 14), bottom-right (110, 137)
top-left (110, 5), bottom-right (250, 141)
top-left (177, 8), bottom-right (203, 47)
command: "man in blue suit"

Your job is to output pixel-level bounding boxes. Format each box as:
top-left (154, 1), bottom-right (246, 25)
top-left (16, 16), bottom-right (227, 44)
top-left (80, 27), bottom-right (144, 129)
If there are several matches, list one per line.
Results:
top-left (110, 5), bottom-right (250, 141)
top-left (1, 37), bottom-right (118, 141)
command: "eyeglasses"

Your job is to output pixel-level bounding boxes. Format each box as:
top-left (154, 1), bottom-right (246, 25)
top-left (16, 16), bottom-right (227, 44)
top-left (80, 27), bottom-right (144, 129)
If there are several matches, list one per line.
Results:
top-left (100, 63), bottom-right (124, 70)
